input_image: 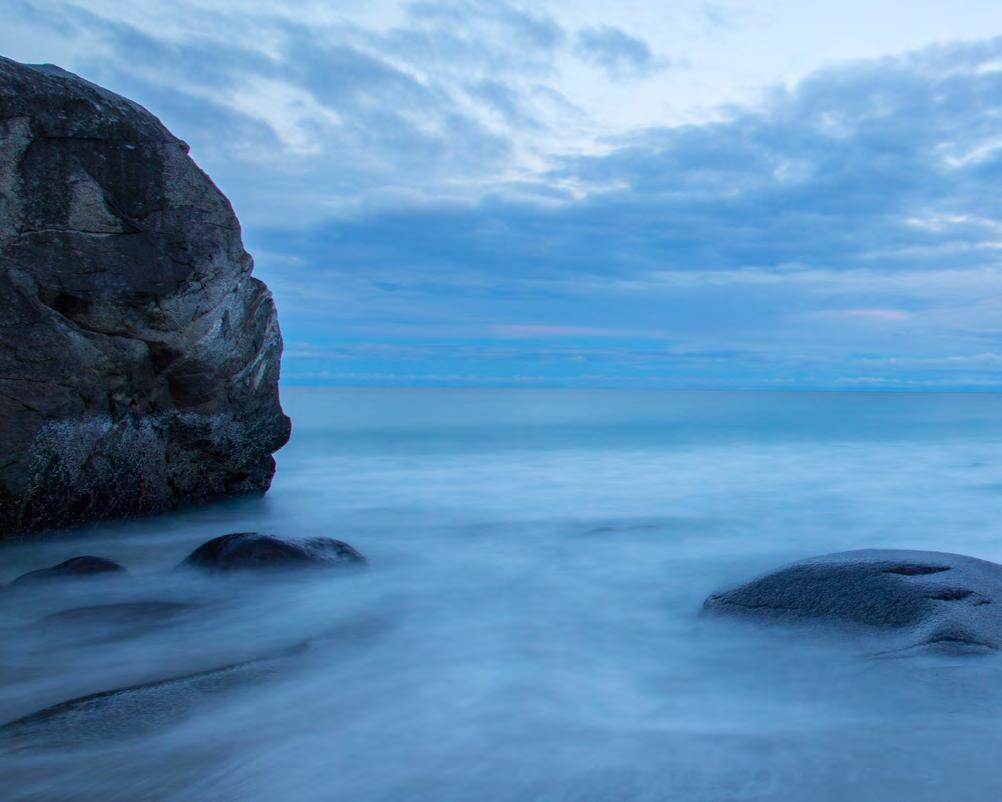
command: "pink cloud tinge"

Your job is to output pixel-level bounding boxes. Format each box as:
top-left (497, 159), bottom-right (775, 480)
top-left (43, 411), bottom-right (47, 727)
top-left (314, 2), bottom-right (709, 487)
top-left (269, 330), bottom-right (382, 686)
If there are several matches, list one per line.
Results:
top-left (815, 308), bottom-right (913, 322)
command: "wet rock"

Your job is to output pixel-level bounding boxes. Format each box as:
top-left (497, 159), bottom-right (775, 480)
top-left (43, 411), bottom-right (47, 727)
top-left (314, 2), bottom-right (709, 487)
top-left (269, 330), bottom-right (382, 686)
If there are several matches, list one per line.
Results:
top-left (0, 56), bottom-right (291, 537)
top-left (11, 556), bottom-right (127, 585)
top-left (704, 549), bottom-right (1002, 655)
top-left (179, 532), bottom-right (367, 573)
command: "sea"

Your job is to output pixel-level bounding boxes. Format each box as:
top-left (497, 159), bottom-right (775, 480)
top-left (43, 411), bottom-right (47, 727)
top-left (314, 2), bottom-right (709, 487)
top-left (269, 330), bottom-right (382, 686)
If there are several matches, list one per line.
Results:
top-left (3, 388), bottom-right (1002, 801)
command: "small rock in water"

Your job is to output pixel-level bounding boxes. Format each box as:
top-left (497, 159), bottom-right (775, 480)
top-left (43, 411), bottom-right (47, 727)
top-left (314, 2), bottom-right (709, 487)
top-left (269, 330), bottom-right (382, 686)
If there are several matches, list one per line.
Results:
top-left (11, 556), bottom-right (127, 585)
top-left (179, 532), bottom-right (367, 573)
top-left (703, 549), bottom-right (1002, 656)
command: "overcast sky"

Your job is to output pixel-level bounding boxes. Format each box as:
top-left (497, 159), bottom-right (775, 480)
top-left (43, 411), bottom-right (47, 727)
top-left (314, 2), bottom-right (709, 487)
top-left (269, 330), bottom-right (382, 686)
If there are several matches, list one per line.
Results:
top-left (5, 0), bottom-right (1002, 389)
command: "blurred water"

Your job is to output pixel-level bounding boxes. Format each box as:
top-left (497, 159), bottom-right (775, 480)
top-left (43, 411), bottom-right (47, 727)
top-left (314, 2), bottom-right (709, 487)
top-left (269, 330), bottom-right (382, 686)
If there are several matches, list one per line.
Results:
top-left (3, 388), bottom-right (1002, 801)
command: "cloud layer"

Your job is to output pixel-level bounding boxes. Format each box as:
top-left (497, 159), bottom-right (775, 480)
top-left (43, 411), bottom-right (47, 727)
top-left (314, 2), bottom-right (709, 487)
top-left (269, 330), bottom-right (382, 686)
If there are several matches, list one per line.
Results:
top-left (3, 2), bottom-right (1002, 389)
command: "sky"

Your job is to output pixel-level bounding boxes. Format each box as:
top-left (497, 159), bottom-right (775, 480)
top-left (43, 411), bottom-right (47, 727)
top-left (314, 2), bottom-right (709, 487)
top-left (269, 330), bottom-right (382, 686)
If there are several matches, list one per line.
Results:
top-left (3, 0), bottom-right (1002, 390)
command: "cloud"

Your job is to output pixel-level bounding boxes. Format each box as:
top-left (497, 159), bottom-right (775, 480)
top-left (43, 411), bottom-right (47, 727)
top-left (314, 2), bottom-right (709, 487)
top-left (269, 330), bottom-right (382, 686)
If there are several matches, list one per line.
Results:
top-left (812, 308), bottom-right (914, 322)
top-left (858, 352), bottom-right (1002, 367)
top-left (491, 324), bottom-right (673, 338)
top-left (245, 34), bottom-right (1002, 389)
top-left (402, 0), bottom-right (567, 64)
top-left (574, 25), bottom-right (664, 81)
top-left (4, 2), bottom-right (1002, 389)
top-left (1, 0), bottom-right (581, 224)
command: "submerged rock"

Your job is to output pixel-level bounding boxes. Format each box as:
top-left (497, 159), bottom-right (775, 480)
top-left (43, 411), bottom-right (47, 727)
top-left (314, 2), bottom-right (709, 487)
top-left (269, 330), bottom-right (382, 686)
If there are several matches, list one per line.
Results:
top-left (179, 532), bottom-right (367, 573)
top-left (0, 644), bottom-right (305, 750)
top-left (0, 56), bottom-right (290, 537)
top-left (11, 556), bottom-right (127, 585)
top-left (704, 549), bottom-right (1002, 655)
top-left (39, 601), bottom-right (197, 646)
top-left (43, 601), bottom-right (195, 627)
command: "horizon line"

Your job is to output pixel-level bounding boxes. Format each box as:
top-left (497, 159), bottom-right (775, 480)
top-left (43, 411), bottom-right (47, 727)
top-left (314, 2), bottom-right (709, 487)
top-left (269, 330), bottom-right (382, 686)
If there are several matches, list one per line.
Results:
top-left (279, 383), bottom-right (1002, 396)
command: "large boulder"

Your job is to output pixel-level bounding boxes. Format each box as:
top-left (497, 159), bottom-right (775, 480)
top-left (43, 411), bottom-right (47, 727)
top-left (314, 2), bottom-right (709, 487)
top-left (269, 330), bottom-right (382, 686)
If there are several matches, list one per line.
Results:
top-left (0, 57), bottom-right (290, 535)
top-left (179, 532), bottom-right (367, 573)
top-left (704, 549), bottom-right (1002, 655)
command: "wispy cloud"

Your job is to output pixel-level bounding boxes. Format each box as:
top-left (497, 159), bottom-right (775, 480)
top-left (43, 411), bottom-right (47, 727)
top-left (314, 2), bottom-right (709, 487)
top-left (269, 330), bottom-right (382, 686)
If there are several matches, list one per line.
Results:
top-left (812, 308), bottom-right (914, 323)
top-left (491, 323), bottom-right (673, 338)
top-left (573, 25), bottom-right (666, 81)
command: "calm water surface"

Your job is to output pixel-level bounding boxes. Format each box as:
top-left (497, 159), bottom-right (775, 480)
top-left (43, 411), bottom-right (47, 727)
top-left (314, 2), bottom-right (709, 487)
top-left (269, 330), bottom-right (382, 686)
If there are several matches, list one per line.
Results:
top-left (3, 389), bottom-right (1002, 801)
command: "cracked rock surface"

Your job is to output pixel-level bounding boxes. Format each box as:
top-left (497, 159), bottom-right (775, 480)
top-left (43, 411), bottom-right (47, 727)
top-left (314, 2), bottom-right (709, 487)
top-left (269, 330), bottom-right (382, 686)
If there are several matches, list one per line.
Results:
top-left (704, 549), bottom-right (1002, 655)
top-left (0, 56), bottom-right (290, 536)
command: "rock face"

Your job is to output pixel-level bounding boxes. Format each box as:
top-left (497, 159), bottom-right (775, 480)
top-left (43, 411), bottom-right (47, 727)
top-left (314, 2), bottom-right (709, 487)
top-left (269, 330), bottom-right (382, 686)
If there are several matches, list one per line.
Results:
top-left (179, 532), bottom-right (367, 573)
top-left (704, 549), bottom-right (1002, 655)
top-left (0, 57), bottom-right (290, 536)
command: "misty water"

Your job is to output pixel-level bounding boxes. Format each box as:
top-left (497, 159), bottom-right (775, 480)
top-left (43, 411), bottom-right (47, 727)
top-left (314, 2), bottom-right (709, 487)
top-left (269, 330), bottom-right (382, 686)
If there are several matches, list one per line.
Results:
top-left (4, 388), bottom-right (1002, 801)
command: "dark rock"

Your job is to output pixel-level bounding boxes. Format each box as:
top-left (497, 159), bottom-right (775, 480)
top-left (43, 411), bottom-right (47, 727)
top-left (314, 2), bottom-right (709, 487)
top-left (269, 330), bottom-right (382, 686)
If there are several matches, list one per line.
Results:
top-left (0, 56), bottom-right (291, 537)
top-left (11, 555), bottom-right (127, 585)
top-left (179, 532), bottom-right (367, 573)
top-left (704, 549), bottom-right (1002, 655)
